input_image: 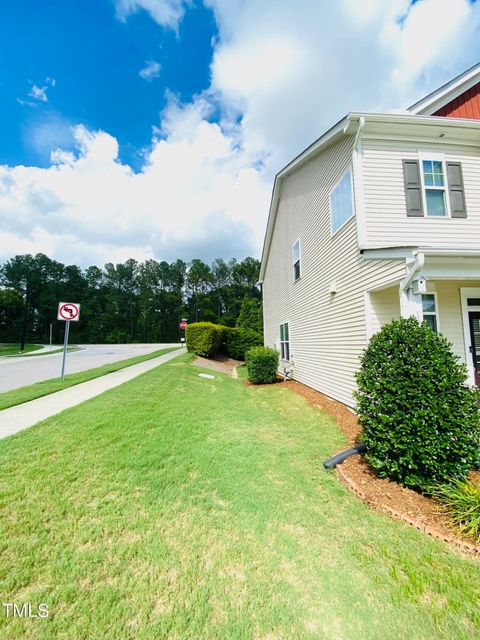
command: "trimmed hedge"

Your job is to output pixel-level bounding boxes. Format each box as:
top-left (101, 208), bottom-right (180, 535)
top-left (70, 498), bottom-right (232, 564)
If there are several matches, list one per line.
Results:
top-left (355, 316), bottom-right (480, 492)
top-left (185, 322), bottom-right (226, 357)
top-left (246, 346), bottom-right (279, 384)
top-left (226, 327), bottom-right (263, 361)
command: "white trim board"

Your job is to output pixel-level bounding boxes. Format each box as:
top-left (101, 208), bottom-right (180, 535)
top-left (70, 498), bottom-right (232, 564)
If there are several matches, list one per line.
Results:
top-left (460, 287), bottom-right (480, 386)
top-left (409, 62), bottom-right (480, 116)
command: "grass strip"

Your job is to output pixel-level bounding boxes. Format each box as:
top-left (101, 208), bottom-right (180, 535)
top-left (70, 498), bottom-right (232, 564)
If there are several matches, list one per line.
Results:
top-left (0, 343), bottom-right (43, 356)
top-left (0, 346), bottom-right (180, 411)
top-left (8, 346), bottom-right (81, 358)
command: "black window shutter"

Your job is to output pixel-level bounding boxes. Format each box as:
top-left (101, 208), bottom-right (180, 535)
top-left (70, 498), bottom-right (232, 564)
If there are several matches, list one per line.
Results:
top-left (402, 160), bottom-right (424, 217)
top-left (447, 162), bottom-right (467, 218)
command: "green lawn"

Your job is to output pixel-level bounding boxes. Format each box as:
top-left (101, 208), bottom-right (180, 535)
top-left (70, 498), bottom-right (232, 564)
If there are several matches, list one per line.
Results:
top-left (0, 346), bottom-right (180, 410)
top-left (0, 353), bottom-right (479, 639)
top-left (0, 343), bottom-right (43, 356)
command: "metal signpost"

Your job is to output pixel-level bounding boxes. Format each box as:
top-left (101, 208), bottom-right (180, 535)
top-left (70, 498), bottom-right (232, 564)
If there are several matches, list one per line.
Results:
top-left (57, 302), bottom-right (80, 381)
top-left (179, 319), bottom-right (187, 346)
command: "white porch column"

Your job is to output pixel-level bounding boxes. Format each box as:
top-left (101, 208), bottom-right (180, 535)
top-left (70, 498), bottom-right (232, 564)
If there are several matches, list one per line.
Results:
top-left (399, 285), bottom-right (423, 321)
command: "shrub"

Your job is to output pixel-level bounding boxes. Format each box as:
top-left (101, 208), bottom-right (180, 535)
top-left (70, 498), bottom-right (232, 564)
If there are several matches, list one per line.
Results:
top-left (105, 329), bottom-right (129, 344)
top-left (246, 346), bottom-right (279, 384)
top-left (237, 296), bottom-right (263, 333)
top-left (436, 479), bottom-right (480, 541)
top-left (226, 327), bottom-right (263, 360)
top-left (355, 316), bottom-right (480, 492)
top-left (185, 322), bottom-right (226, 357)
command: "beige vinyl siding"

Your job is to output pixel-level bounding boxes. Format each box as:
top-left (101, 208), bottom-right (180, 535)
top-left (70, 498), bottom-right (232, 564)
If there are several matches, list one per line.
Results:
top-left (263, 135), bottom-right (406, 407)
top-left (431, 280), bottom-right (480, 363)
top-left (362, 139), bottom-right (480, 248)
top-left (369, 286), bottom-right (401, 335)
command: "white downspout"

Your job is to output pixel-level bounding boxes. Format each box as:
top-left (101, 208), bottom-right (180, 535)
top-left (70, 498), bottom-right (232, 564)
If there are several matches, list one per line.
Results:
top-left (352, 116), bottom-right (366, 247)
top-left (399, 252), bottom-right (425, 319)
top-left (352, 116), bottom-right (369, 337)
top-left (353, 115), bottom-right (365, 150)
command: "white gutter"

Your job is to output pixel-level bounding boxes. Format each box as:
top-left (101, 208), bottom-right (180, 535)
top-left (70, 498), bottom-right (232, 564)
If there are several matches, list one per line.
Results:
top-left (418, 248), bottom-right (480, 258)
top-left (349, 111), bottom-right (480, 131)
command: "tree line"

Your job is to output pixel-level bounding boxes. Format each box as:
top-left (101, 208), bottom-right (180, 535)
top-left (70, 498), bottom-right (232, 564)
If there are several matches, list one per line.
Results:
top-left (0, 253), bottom-right (262, 347)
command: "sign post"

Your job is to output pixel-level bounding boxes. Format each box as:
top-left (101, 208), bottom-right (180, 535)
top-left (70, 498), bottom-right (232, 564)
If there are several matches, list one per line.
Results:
top-left (57, 302), bottom-right (80, 381)
top-left (179, 319), bottom-right (187, 347)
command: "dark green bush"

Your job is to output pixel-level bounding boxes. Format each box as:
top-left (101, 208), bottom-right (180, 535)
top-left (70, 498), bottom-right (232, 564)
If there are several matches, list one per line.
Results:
top-left (226, 327), bottom-right (263, 360)
top-left (246, 346), bottom-right (279, 384)
top-left (237, 296), bottom-right (263, 333)
top-left (105, 329), bottom-right (128, 344)
top-left (186, 322), bottom-right (226, 357)
top-left (355, 316), bottom-right (480, 492)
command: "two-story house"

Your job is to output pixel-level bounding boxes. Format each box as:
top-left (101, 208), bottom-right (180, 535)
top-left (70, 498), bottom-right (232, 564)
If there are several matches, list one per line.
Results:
top-left (259, 63), bottom-right (480, 407)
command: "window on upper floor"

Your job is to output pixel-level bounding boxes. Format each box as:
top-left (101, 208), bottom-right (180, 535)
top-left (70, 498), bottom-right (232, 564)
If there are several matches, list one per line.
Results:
top-left (280, 322), bottom-right (290, 361)
top-left (330, 169), bottom-right (354, 235)
top-left (403, 157), bottom-right (467, 218)
top-left (292, 240), bottom-right (300, 281)
top-left (422, 160), bottom-right (448, 216)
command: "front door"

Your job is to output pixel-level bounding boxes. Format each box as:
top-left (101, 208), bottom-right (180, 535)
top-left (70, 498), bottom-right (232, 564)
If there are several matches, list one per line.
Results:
top-left (468, 311), bottom-right (480, 387)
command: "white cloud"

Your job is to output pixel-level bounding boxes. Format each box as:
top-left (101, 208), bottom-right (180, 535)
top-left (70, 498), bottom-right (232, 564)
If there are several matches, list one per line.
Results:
top-left (382, 0), bottom-right (477, 87)
top-left (139, 59), bottom-right (161, 81)
top-left (206, 0), bottom-right (480, 172)
top-left (28, 85), bottom-right (48, 102)
top-left (3, 1), bottom-right (480, 267)
top-left (0, 103), bottom-right (269, 266)
top-left (115, 0), bottom-right (190, 31)
top-left (25, 77), bottom-right (56, 104)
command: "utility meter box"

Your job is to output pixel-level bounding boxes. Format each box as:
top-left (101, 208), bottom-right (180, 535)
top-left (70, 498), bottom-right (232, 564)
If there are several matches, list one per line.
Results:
top-left (412, 278), bottom-right (427, 295)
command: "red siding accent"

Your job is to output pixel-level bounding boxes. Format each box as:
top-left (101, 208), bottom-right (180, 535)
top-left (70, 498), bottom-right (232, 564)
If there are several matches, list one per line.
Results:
top-left (434, 82), bottom-right (480, 119)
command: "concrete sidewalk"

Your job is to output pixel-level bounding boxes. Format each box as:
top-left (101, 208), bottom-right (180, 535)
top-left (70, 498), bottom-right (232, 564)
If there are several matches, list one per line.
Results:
top-left (0, 347), bottom-right (183, 439)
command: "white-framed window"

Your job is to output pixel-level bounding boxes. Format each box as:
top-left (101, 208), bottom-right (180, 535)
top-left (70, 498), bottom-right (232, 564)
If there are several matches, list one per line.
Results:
top-left (330, 168), bottom-right (354, 235)
top-left (420, 158), bottom-right (449, 217)
top-left (422, 293), bottom-right (439, 332)
top-left (292, 240), bottom-right (300, 281)
top-left (280, 322), bottom-right (290, 361)
top-left (403, 155), bottom-right (467, 218)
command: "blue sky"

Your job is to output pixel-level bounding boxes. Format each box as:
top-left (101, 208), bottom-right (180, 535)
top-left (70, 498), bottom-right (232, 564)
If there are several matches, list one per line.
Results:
top-left (0, 0), bottom-right (216, 169)
top-left (1, 0), bottom-right (480, 267)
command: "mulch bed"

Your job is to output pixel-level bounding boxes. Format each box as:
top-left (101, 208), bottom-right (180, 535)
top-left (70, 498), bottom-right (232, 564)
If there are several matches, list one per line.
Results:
top-left (285, 380), bottom-right (480, 557)
top-left (192, 354), bottom-right (243, 376)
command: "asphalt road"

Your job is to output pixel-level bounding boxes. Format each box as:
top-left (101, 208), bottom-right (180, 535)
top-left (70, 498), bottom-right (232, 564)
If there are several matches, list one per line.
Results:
top-left (0, 343), bottom-right (180, 393)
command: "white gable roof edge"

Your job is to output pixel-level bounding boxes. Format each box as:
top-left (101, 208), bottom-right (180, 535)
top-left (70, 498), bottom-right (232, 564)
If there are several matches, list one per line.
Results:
top-left (408, 61), bottom-right (480, 115)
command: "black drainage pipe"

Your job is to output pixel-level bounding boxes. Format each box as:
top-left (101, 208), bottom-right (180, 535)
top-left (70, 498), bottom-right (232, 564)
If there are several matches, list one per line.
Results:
top-left (323, 443), bottom-right (367, 470)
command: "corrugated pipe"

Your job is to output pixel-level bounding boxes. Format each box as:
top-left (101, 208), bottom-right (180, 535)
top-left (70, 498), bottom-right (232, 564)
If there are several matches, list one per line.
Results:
top-left (323, 443), bottom-right (367, 470)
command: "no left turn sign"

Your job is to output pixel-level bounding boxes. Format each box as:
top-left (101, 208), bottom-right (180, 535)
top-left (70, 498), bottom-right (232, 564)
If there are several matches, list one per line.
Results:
top-left (58, 302), bottom-right (80, 322)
